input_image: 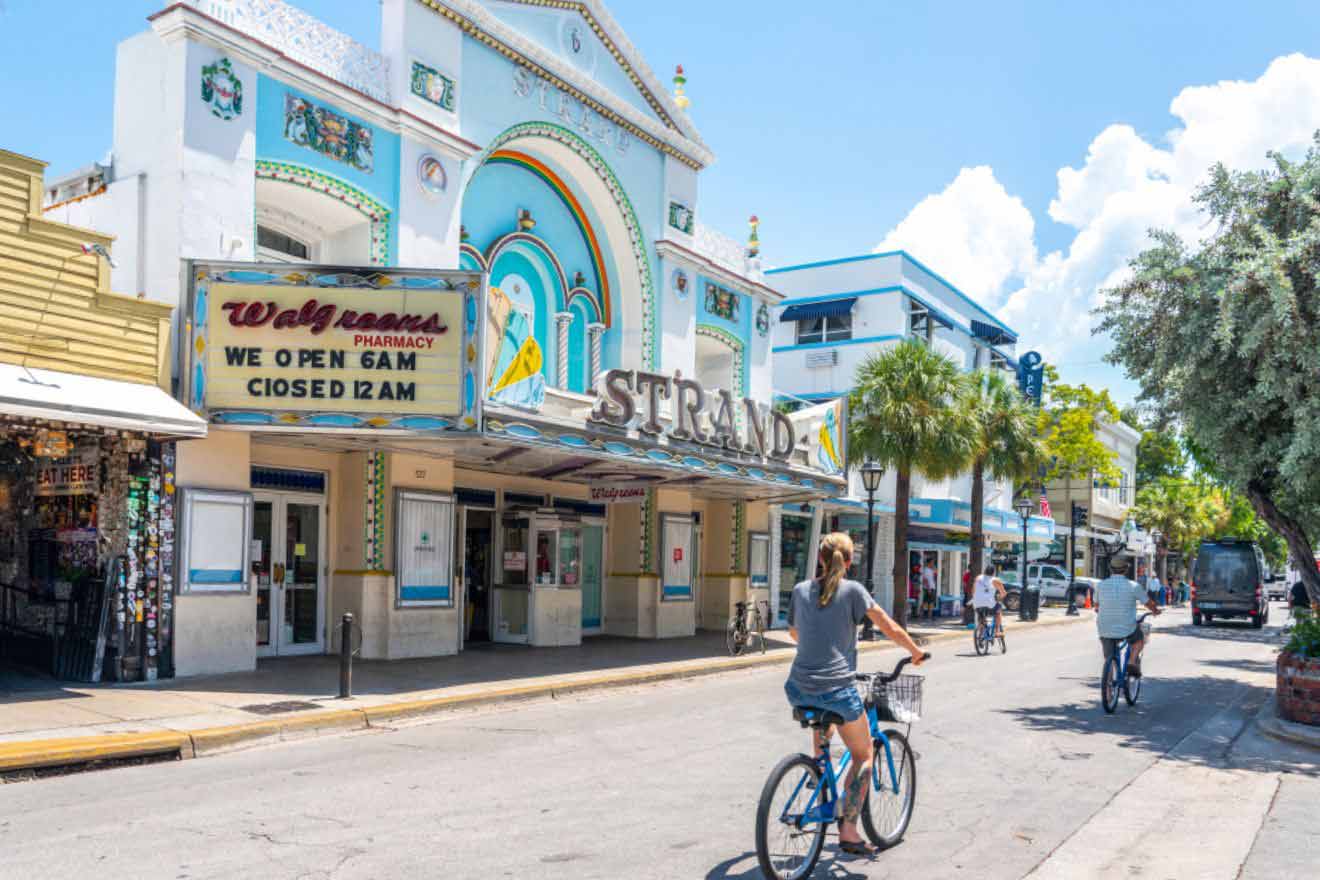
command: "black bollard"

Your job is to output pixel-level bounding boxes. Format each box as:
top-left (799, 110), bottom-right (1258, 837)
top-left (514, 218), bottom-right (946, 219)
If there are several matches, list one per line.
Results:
top-left (338, 612), bottom-right (353, 699)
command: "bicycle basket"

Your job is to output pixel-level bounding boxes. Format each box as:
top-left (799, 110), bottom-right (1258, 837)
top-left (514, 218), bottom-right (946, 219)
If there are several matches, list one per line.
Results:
top-left (870, 673), bottom-right (924, 723)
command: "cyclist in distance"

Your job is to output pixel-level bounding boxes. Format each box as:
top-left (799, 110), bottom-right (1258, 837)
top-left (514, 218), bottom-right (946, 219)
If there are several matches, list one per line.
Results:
top-left (1093, 556), bottom-right (1160, 677)
top-left (972, 563), bottom-right (1006, 635)
top-left (785, 532), bottom-right (927, 855)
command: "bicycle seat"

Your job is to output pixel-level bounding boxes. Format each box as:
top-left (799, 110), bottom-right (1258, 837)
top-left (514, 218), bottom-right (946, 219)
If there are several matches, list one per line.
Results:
top-left (793, 706), bottom-right (846, 729)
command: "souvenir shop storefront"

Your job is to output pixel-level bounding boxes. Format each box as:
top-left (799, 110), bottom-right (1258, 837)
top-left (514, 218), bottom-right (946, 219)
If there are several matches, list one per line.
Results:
top-left (174, 263), bottom-right (845, 677)
top-left (0, 147), bottom-right (208, 683)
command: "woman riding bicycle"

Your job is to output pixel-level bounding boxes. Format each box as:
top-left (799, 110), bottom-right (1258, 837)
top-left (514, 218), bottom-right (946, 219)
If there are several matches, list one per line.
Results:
top-left (785, 532), bottom-right (926, 856)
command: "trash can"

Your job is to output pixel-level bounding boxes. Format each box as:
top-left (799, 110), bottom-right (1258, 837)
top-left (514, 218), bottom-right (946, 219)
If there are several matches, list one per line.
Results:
top-left (1021, 585), bottom-right (1041, 621)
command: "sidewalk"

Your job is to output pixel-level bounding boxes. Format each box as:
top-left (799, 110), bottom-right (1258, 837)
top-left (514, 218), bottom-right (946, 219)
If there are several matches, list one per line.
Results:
top-left (0, 606), bottom-right (1085, 772)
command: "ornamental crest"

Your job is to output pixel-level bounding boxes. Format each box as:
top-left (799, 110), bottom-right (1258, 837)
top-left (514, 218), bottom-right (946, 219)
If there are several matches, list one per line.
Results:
top-left (704, 282), bottom-right (739, 322)
top-left (668, 201), bottom-right (694, 235)
top-left (283, 94), bottom-right (374, 174)
top-left (755, 303), bottom-right (770, 336)
top-left (410, 61), bottom-right (456, 112)
top-left (200, 57), bottom-right (242, 121)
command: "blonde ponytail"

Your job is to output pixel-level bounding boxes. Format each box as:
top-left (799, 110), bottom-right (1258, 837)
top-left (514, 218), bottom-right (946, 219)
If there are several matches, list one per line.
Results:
top-left (817, 531), bottom-right (854, 607)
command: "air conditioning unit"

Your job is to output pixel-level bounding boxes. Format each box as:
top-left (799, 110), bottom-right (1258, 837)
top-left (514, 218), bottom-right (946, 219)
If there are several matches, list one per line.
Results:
top-left (805, 350), bottom-right (837, 368)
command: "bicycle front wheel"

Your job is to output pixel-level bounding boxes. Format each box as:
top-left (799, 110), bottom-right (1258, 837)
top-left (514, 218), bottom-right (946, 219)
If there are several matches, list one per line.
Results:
top-left (998, 633), bottom-right (1007, 655)
top-left (1124, 667), bottom-right (1142, 705)
top-left (726, 617), bottom-right (745, 657)
top-left (755, 754), bottom-right (826, 880)
top-left (1101, 655), bottom-right (1121, 714)
top-left (863, 730), bottom-right (916, 849)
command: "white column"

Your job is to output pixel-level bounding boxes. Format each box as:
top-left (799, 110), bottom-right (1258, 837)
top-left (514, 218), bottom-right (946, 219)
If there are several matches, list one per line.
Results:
top-left (587, 322), bottom-right (605, 390)
top-left (554, 311), bottom-right (573, 389)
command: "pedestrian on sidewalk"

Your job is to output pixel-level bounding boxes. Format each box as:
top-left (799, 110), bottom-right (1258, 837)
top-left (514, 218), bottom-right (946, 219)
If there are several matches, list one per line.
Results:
top-left (962, 566), bottom-right (975, 627)
top-left (784, 531), bottom-right (927, 856)
top-left (920, 559), bottom-right (938, 620)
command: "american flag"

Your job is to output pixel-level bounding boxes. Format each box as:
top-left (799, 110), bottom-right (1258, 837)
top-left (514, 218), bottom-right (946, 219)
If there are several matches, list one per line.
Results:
top-left (1039, 494), bottom-right (1052, 518)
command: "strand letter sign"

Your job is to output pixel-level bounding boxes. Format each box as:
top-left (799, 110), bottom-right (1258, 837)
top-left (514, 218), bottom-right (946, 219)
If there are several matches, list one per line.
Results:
top-left (588, 368), bottom-right (796, 461)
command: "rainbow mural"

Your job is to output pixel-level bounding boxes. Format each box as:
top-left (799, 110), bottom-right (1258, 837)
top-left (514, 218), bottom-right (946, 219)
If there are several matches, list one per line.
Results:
top-left (486, 149), bottom-right (611, 328)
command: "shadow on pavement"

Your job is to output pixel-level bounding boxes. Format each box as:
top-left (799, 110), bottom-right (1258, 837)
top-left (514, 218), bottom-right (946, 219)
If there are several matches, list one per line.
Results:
top-left (1200, 657), bottom-right (1278, 674)
top-left (705, 849), bottom-right (870, 880)
top-left (997, 675), bottom-right (1274, 768)
top-left (1160, 621), bottom-right (1284, 647)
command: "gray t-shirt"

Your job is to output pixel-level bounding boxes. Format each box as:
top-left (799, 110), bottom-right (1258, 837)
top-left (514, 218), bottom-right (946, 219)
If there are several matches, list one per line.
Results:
top-left (787, 578), bottom-right (876, 694)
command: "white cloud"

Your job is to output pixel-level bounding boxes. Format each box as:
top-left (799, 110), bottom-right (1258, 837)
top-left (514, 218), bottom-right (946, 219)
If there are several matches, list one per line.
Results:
top-left (874, 166), bottom-right (1036, 301)
top-left (877, 53), bottom-right (1320, 398)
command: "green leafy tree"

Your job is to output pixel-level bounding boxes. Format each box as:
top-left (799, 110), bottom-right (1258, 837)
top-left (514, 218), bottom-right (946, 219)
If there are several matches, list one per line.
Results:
top-left (1037, 376), bottom-right (1122, 485)
top-left (1132, 479), bottom-right (1217, 580)
top-left (850, 339), bottom-right (976, 626)
top-left (964, 369), bottom-right (1043, 580)
top-left (1096, 139), bottom-right (1320, 602)
top-left (1136, 429), bottom-right (1187, 486)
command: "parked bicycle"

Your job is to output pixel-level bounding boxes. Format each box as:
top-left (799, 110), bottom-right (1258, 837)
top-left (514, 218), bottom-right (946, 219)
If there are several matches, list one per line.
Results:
top-left (727, 598), bottom-right (769, 656)
top-left (754, 653), bottom-right (929, 879)
top-left (1101, 612), bottom-right (1152, 714)
top-left (973, 607), bottom-right (1006, 656)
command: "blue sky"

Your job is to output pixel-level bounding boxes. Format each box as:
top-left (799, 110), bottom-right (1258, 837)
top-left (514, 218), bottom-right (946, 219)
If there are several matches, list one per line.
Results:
top-left (6, 1), bottom-right (1320, 398)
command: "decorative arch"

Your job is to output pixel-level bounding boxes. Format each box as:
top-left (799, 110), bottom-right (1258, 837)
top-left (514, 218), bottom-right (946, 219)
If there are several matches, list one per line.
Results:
top-left (254, 160), bottom-right (391, 265)
top-left (484, 231), bottom-right (572, 307)
top-left (695, 323), bottom-right (747, 398)
top-left (465, 122), bottom-right (656, 369)
top-left (459, 242), bottom-right (488, 271)
top-left (567, 286), bottom-right (603, 322)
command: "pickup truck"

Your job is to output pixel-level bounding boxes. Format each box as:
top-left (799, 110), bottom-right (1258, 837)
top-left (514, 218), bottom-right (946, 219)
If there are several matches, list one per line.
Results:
top-left (998, 564), bottom-right (1099, 610)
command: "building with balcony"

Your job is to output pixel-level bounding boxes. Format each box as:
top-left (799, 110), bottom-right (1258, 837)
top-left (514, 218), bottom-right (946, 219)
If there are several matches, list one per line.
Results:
top-left (1045, 415), bottom-right (1142, 579)
top-left (765, 250), bottom-right (1053, 621)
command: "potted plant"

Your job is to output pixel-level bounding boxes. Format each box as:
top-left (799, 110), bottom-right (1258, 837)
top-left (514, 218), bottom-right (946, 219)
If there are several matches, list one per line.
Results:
top-left (1278, 616), bottom-right (1320, 726)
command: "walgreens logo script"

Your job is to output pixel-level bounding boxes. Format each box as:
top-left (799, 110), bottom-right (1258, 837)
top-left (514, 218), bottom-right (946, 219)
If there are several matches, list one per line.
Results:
top-left (221, 299), bottom-right (448, 336)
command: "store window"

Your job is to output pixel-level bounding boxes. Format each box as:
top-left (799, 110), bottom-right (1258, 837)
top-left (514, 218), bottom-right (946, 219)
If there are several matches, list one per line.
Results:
top-left (256, 224), bottom-right (311, 262)
top-left (535, 531), bottom-right (556, 586)
top-left (908, 301), bottom-right (933, 344)
top-left (778, 514), bottom-right (811, 624)
top-left (796, 314), bottom-right (852, 345)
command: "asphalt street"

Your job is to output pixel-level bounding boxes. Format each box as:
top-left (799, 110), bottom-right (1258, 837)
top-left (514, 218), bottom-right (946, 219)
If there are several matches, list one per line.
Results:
top-left (0, 603), bottom-right (1315, 879)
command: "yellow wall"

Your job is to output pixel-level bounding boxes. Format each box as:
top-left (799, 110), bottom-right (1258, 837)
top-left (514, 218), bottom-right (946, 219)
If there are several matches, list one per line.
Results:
top-left (0, 149), bottom-right (170, 387)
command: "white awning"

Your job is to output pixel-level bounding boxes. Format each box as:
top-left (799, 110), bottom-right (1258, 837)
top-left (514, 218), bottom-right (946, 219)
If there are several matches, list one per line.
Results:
top-left (0, 364), bottom-right (207, 438)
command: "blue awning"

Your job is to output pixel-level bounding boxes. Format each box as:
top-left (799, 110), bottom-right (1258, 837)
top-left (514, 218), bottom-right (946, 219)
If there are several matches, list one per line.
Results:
top-left (971, 319), bottom-right (1017, 346)
top-left (780, 297), bottom-right (857, 322)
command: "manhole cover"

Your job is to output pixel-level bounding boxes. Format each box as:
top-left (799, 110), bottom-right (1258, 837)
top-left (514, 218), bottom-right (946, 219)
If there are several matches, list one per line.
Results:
top-left (239, 700), bottom-right (322, 715)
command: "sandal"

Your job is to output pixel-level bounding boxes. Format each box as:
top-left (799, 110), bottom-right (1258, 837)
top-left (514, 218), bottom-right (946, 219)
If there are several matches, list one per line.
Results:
top-left (838, 839), bottom-right (876, 856)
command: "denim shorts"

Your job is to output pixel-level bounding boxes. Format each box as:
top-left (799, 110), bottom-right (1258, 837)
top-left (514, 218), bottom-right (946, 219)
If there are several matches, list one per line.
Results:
top-left (784, 678), bottom-right (865, 723)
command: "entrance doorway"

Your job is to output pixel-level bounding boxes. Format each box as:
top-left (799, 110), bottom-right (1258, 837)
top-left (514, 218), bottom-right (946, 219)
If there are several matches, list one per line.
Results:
top-left (775, 513), bottom-right (812, 626)
top-left (493, 514), bottom-right (531, 644)
top-left (461, 508), bottom-right (493, 643)
top-left (253, 492), bottom-right (326, 657)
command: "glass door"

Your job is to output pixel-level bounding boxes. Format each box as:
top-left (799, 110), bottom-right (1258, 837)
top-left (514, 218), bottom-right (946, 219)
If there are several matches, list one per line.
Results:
top-left (776, 514), bottom-right (811, 627)
top-left (493, 515), bottom-right (531, 644)
top-left (580, 523), bottom-right (604, 633)
top-left (252, 492), bottom-right (326, 656)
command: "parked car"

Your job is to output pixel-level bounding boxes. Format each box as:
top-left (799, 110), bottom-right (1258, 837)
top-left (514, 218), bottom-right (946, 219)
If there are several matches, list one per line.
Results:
top-left (1191, 538), bottom-right (1270, 627)
top-left (998, 564), bottom-right (1099, 610)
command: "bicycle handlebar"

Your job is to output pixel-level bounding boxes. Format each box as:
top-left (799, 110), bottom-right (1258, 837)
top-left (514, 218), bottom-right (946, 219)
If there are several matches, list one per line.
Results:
top-left (856, 652), bottom-right (931, 684)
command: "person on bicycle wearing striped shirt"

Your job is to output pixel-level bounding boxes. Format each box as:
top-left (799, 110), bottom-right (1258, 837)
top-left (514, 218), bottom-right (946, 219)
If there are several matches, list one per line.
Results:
top-left (1093, 556), bottom-right (1160, 677)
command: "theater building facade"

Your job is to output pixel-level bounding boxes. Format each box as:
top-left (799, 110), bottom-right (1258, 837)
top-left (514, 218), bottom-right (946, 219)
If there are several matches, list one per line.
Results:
top-left (44, 0), bottom-right (844, 676)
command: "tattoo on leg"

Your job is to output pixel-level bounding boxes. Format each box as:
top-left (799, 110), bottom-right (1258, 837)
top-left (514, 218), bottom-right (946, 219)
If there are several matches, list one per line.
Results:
top-left (842, 763), bottom-right (870, 822)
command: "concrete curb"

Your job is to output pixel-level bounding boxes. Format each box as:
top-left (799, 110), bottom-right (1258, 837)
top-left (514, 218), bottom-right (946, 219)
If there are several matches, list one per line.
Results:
top-left (0, 612), bottom-right (1089, 772)
top-left (1255, 704), bottom-right (1320, 751)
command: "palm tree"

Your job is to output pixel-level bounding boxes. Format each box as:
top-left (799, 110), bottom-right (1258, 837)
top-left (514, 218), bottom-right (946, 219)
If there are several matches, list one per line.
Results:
top-left (849, 339), bottom-right (977, 627)
top-left (965, 370), bottom-right (1043, 582)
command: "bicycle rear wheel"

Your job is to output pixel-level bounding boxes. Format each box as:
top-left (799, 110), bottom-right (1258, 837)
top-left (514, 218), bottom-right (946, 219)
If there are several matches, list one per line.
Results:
top-left (1101, 655), bottom-right (1121, 714)
top-left (863, 730), bottom-right (916, 849)
top-left (726, 616), bottom-right (746, 657)
top-left (755, 754), bottom-right (826, 880)
top-left (1124, 667), bottom-right (1142, 705)
top-left (973, 623), bottom-right (988, 656)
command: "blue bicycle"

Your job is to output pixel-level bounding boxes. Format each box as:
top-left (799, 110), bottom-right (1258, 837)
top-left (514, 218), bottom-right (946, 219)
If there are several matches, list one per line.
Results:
top-left (1101, 612), bottom-right (1152, 714)
top-left (974, 607), bottom-right (1006, 656)
top-left (754, 654), bottom-right (928, 879)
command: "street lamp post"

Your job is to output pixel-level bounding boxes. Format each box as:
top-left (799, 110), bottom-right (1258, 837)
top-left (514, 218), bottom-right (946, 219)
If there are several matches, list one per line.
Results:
top-left (859, 459), bottom-right (885, 641)
top-left (1151, 528), bottom-right (1163, 598)
top-left (1015, 495), bottom-right (1033, 621)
